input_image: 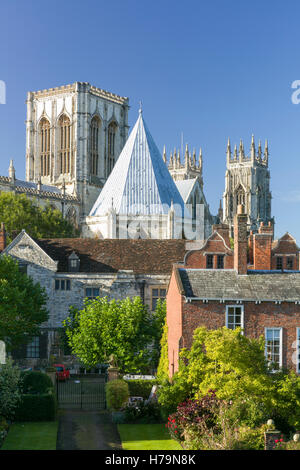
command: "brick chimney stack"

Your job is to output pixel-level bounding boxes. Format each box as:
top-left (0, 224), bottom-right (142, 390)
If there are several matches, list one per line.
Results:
top-left (253, 221), bottom-right (274, 270)
top-left (0, 223), bottom-right (7, 252)
top-left (234, 204), bottom-right (248, 274)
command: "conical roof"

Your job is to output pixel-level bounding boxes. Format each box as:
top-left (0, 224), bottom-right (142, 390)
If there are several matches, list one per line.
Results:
top-left (89, 110), bottom-right (187, 217)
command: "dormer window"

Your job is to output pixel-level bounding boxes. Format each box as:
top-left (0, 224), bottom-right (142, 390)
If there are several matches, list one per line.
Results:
top-left (68, 251), bottom-right (80, 272)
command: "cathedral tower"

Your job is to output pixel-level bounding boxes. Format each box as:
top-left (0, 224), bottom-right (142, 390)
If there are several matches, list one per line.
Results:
top-left (223, 136), bottom-right (273, 236)
top-left (25, 82), bottom-right (129, 218)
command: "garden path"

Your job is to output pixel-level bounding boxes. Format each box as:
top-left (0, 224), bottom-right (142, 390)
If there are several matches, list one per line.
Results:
top-left (56, 409), bottom-right (122, 450)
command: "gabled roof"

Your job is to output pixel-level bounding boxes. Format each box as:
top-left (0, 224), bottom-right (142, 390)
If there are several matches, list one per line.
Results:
top-left (177, 268), bottom-right (300, 302)
top-left (36, 238), bottom-right (187, 274)
top-left (272, 232), bottom-right (300, 253)
top-left (89, 110), bottom-right (187, 217)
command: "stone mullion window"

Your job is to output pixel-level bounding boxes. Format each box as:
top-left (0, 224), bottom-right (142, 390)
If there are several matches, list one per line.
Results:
top-left (90, 117), bottom-right (100, 176)
top-left (40, 118), bottom-right (51, 176)
top-left (59, 115), bottom-right (71, 175)
top-left (108, 122), bottom-right (117, 174)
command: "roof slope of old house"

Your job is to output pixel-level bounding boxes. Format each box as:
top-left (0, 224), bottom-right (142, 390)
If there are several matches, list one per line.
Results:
top-left (36, 238), bottom-right (187, 274)
top-left (178, 268), bottom-right (300, 302)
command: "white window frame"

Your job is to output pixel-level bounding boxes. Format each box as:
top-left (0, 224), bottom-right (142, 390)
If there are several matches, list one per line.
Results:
top-left (265, 327), bottom-right (283, 370)
top-left (225, 305), bottom-right (244, 330)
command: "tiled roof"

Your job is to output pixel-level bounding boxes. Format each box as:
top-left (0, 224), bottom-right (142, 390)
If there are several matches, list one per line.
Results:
top-left (178, 268), bottom-right (300, 302)
top-left (36, 238), bottom-right (187, 274)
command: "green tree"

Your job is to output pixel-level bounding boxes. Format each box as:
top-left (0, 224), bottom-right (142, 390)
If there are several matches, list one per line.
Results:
top-left (150, 299), bottom-right (166, 369)
top-left (158, 326), bottom-right (300, 431)
top-left (156, 319), bottom-right (169, 382)
top-left (0, 256), bottom-right (48, 351)
top-left (0, 357), bottom-right (22, 421)
top-left (181, 327), bottom-right (271, 401)
top-left (0, 192), bottom-right (78, 242)
top-left (64, 296), bottom-right (158, 373)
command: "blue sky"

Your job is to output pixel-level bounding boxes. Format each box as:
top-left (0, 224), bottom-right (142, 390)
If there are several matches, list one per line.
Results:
top-left (0, 0), bottom-right (300, 240)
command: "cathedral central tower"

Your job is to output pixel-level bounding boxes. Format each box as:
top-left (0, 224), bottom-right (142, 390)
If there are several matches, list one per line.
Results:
top-left (25, 82), bottom-right (129, 219)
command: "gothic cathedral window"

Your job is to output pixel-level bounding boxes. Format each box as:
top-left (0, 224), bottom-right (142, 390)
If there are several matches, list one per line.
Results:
top-left (59, 114), bottom-right (71, 174)
top-left (90, 116), bottom-right (100, 176)
top-left (108, 122), bottom-right (117, 174)
top-left (40, 118), bottom-right (51, 176)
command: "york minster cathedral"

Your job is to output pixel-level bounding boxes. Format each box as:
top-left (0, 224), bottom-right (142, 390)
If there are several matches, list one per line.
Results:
top-left (0, 81), bottom-right (274, 239)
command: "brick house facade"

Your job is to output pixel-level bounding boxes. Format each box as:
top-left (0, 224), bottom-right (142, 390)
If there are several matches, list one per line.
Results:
top-left (167, 205), bottom-right (300, 377)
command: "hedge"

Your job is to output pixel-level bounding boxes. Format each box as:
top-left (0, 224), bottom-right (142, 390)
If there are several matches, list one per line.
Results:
top-left (106, 379), bottom-right (129, 411)
top-left (14, 393), bottom-right (57, 422)
top-left (124, 379), bottom-right (158, 399)
top-left (21, 371), bottom-right (53, 394)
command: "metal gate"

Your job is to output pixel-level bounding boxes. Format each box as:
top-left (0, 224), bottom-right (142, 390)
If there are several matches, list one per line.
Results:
top-left (56, 377), bottom-right (107, 410)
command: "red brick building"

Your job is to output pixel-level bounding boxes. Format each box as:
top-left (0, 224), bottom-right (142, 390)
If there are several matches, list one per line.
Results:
top-left (167, 205), bottom-right (300, 377)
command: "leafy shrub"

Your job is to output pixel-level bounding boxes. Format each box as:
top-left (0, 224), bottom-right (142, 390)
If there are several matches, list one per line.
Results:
top-left (123, 400), bottom-right (162, 424)
top-left (124, 379), bottom-right (158, 400)
top-left (106, 379), bottom-right (129, 411)
top-left (0, 417), bottom-right (9, 448)
top-left (14, 393), bottom-right (57, 421)
top-left (167, 391), bottom-right (221, 444)
top-left (21, 371), bottom-right (53, 394)
top-left (278, 439), bottom-right (300, 450)
top-left (166, 392), bottom-right (268, 450)
top-left (0, 358), bottom-right (22, 421)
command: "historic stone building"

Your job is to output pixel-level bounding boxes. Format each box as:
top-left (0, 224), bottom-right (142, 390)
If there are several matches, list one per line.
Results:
top-left (25, 81), bottom-right (129, 221)
top-left (0, 225), bottom-right (188, 366)
top-left (0, 160), bottom-right (80, 226)
top-left (223, 136), bottom-right (273, 236)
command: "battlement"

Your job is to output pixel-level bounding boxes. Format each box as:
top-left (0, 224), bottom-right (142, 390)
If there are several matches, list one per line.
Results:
top-left (27, 82), bottom-right (129, 106)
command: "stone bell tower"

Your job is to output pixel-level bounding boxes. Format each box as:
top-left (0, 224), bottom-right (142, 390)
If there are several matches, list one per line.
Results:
top-left (223, 135), bottom-right (274, 236)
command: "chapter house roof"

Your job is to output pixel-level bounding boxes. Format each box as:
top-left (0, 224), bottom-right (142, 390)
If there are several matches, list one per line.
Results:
top-left (89, 110), bottom-right (187, 218)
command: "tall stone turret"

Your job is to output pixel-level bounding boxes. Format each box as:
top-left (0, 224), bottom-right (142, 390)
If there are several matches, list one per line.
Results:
top-left (223, 135), bottom-right (273, 236)
top-left (165, 144), bottom-right (203, 184)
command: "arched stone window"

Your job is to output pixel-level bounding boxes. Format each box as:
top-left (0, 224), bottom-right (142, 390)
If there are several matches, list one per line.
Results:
top-left (58, 114), bottom-right (71, 174)
top-left (66, 206), bottom-right (78, 228)
top-left (40, 118), bottom-right (51, 176)
top-left (235, 185), bottom-right (245, 207)
top-left (107, 122), bottom-right (117, 174)
top-left (90, 116), bottom-right (100, 176)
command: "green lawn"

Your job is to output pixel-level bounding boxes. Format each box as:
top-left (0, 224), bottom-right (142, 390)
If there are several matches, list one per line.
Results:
top-left (118, 424), bottom-right (182, 450)
top-left (1, 421), bottom-right (58, 450)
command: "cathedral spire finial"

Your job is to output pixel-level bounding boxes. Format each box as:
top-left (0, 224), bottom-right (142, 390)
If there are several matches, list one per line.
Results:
top-left (251, 134), bottom-right (256, 160)
top-left (198, 148), bottom-right (203, 173)
top-left (264, 139), bottom-right (269, 164)
top-left (227, 137), bottom-right (231, 162)
top-left (163, 145), bottom-right (167, 163)
top-left (239, 139), bottom-right (244, 161)
top-left (258, 140), bottom-right (262, 159)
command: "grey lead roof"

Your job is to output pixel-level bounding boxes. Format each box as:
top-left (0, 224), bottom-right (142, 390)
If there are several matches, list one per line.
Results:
top-left (89, 110), bottom-right (187, 217)
top-left (178, 268), bottom-right (300, 302)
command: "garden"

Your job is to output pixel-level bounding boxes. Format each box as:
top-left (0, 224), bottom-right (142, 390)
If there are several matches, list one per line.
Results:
top-left (2, 294), bottom-right (300, 451)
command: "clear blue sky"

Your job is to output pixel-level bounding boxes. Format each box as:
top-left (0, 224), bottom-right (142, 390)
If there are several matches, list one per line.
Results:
top-left (0, 0), bottom-right (300, 240)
